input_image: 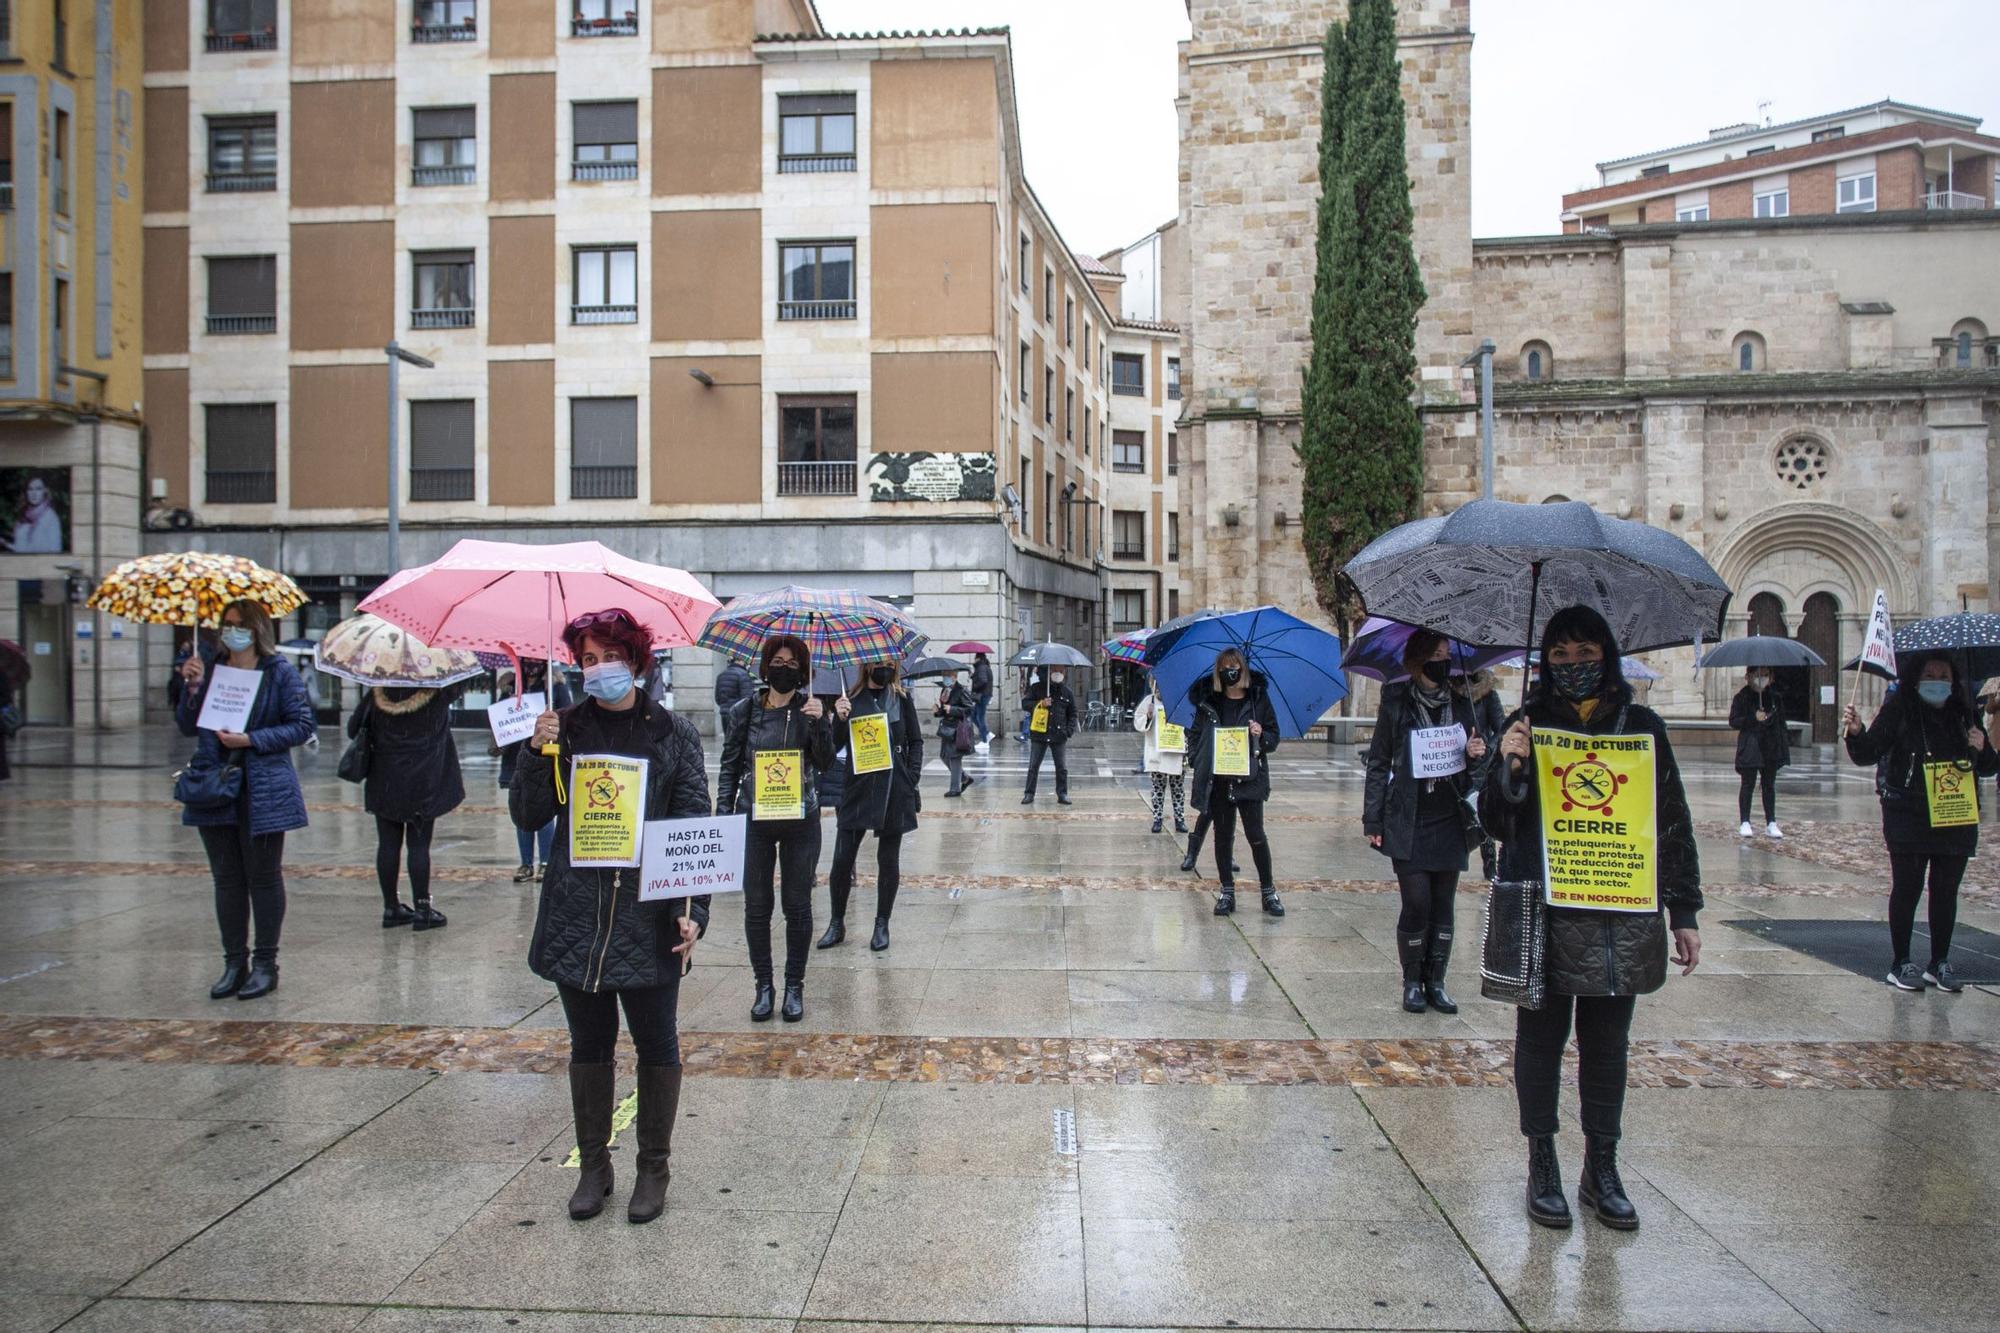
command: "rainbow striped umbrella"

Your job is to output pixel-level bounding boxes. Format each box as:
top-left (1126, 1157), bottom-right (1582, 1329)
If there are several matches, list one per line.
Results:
top-left (699, 586), bottom-right (927, 672)
top-left (1103, 628), bottom-right (1152, 665)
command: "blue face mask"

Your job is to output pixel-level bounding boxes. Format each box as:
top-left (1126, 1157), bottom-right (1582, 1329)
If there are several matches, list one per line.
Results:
top-left (1916, 680), bottom-right (1954, 708)
top-left (219, 627), bottom-right (254, 654)
top-left (582, 662), bottom-right (634, 703)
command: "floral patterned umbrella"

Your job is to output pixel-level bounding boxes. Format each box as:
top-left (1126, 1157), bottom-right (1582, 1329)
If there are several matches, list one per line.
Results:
top-left (312, 613), bottom-right (485, 688)
top-left (86, 551), bottom-right (307, 628)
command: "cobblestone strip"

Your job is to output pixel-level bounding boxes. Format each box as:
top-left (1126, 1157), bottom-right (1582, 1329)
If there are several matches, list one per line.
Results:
top-left (2, 1014), bottom-right (1995, 1091)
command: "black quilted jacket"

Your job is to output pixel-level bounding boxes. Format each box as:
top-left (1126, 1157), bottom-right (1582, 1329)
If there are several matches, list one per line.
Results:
top-left (513, 695), bottom-right (712, 993)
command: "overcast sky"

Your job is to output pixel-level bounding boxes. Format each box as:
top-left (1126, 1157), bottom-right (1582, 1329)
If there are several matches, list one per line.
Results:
top-left (816, 0), bottom-right (1994, 251)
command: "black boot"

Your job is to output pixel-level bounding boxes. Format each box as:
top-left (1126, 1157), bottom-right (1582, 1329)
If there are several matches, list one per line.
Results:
top-left (1579, 1137), bottom-right (1639, 1230)
top-left (627, 1065), bottom-right (681, 1224)
top-left (566, 1062), bottom-right (615, 1220)
top-left (237, 959), bottom-right (279, 1000)
top-left (1398, 933), bottom-right (1428, 1013)
top-left (1526, 1135), bottom-right (1572, 1228)
top-left (209, 957), bottom-right (248, 999)
top-left (1213, 888), bottom-right (1235, 916)
top-left (1423, 928), bottom-right (1458, 1014)
top-left (750, 983), bottom-right (775, 1021)
top-left (1150, 816), bottom-right (1163, 834)
top-left (382, 901), bottom-right (416, 928)
top-left (1180, 849), bottom-right (1200, 872)
top-left (1260, 887), bottom-right (1284, 917)
top-left (870, 918), bottom-right (891, 951)
top-left (816, 918), bottom-right (845, 949)
top-left (781, 982), bottom-right (804, 1022)
top-left (411, 900), bottom-right (448, 931)
top-left (1174, 816), bottom-right (1188, 834)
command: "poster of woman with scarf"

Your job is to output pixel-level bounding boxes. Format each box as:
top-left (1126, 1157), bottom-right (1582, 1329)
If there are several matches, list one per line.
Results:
top-left (0, 470), bottom-right (69, 554)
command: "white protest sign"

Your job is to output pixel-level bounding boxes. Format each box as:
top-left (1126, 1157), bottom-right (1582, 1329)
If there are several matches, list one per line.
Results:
top-left (1859, 589), bottom-right (1896, 675)
top-left (487, 691), bottom-right (545, 748)
top-left (1408, 724), bottom-right (1468, 779)
top-left (196, 664), bottom-right (263, 733)
top-left (640, 814), bottom-right (748, 902)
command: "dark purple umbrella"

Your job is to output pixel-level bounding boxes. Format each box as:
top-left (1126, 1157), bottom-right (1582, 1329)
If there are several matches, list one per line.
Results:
top-left (1343, 617), bottom-right (1518, 685)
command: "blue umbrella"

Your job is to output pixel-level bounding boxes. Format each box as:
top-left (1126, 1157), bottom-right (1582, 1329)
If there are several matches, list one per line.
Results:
top-left (1343, 616), bottom-right (1519, 685)
top-left (1140, 606), bottom-right (1347, 735)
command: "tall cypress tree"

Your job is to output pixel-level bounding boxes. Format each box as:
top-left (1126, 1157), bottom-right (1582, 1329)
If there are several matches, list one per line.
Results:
top-left (1297, 0), bottom-right (1427, 644)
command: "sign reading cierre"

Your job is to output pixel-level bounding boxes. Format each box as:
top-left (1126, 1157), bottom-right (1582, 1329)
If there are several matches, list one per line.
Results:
top-left (569, 753), bottom-right (648, 867)
top-left (1532, 727), bottom-right (1658, 913)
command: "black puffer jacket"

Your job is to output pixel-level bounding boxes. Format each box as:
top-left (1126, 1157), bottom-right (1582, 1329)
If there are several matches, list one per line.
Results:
top-left (835, 686), bottom-right (925, 835)
top-left (1728, 683), bottom-right (1791, 772)
top-left (513, 695), bottom-right (712, 993)
top-left (350, 687), bottom-right (465, 823)
top-left (1483, 689), bottom-right (1702, 998)
top-left (1186, 672), bottom-right (1282, 813)
top-left (716, 688), bottom-right (835, 818)
top-left (1363, 682), bottom-right (1488, 862)
top-left (1846, 688), bottom-right (1996, 857)
top-left (1024, 678), bottom-right (1078, 740)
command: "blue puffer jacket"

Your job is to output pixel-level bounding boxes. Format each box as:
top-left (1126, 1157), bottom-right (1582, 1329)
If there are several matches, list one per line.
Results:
top-left (175, 653), bottom-right (317, 837)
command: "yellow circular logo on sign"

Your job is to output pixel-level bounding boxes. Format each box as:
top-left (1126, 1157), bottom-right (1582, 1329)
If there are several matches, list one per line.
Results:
top-left (1553, 753), bottom-right (1626, 814)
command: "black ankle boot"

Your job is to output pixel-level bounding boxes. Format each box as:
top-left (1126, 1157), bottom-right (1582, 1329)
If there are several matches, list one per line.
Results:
top-left (209, 958), bottom-right (248, 999)
top-left (750, 983), bottom-right (775, 1022)
top-left (1398, 933), bottom-right (1428, 1013)
top-left (237, 959), bottom-right (279, 1001)
top-left (1213, 888), bottom-right (1235, 916)
top-left (1579, 1138), bottom-right (1639, 1230)
top-left (382, 901), bottom-right (416, 928)
top-left (1260, 887), bottom-right (1284, 917)
top-left (411, 901), bottom-right (448, 931)
top-left (1423, 929), bottom-right (1457, 1014)
top-left (1150, 816), bottom-right (1163, 834)
top-left (1526, 1135), bottom-right (1572, 1228)
top-left (781, 983), bottom-right (804, 1022)
top-left (817, 918), bottom-right (845, 949)
top-left (1180, 849), bottom-right (1200, 872)
top-left (870, 918), bottom-right (891, 951)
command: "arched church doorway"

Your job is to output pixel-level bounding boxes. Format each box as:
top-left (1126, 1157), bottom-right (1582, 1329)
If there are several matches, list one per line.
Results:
top-left (1798, 592), bottom-right (1842, 741)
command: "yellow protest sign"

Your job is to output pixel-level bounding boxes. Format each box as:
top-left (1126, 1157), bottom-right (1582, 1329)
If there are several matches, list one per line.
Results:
top-left (1212, 726), bottom-right (1251, 777)
top-left (1156, 720), bottom-right (1187, 754)
top-left (1533, 727), bottom-right (1657, 913)
top-left (849, 712), bottom-right (892, 774)
top-left (1924, 760), bottom-right (1979, 828)
top-left (569, 753), bottom-right (649, 868)
top-left (1030, 700), bottom-right (1051, 734)
top-left (752, 749), bottom-right (805, 821)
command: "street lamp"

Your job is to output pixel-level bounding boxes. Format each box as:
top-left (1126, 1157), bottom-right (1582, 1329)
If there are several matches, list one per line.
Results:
top-left (384, 342), bottom-right (435, 576)
top-left (1460, 337), bottom-right (1496, 500)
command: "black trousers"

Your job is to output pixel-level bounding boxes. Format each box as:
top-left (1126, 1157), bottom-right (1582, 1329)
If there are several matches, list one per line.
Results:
top-left (829, 826), bottom-right (904, 921)
top-left (374, 815), bottom-right (435, 907)
top-left (1515, 993), bottom-right (1638, 1141)
top-left (199, 822), bottom-right (287, 965)
top-left (1211, 797), bottom-right (1274, 888)
top-left (743, 817), bottom-right (821, 986)
top-left (1888, 850), bottom-right (1969, 968)
top-left (557, 978), bottom-right (684, 1067)
top-left (1023, 737), bottom-right (1068, 798)
top-left (1393, 864), bottom-right (1460, 938)
top-left (1737, 766), bottom-right (1778, 824)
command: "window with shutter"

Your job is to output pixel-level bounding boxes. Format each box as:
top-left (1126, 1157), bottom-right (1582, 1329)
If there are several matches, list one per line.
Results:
top-left (410, 400), bottom-right (475, 501)
top-left (204, 404), bottom-right (277, 503)
top-left (205, 256), bottom-right (276, 334)
top-left (570, 398), bottom-right (637, 498)
top-left (573, 101), bottom-right (638, 179)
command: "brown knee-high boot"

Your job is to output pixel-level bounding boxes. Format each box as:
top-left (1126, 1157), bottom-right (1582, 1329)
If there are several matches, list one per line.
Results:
top-left (566, 1062), bottom-right (615, 1220)
top-left (627, 1064), bottom-right (683, 1224)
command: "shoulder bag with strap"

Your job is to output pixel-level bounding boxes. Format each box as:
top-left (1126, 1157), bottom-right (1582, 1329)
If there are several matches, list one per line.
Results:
top-left (337, 692), bottom-right (372, 784)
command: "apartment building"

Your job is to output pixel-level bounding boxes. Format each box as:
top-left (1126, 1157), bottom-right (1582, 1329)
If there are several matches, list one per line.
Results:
top-left (1561, 100), bottom-right (2000, 231)
top-left (0, 0), bottom-right (147, 728)
top-left (139, 1), bottom-right (1117, 732)
top-left (1103, 309), bottom-right (1181, 684)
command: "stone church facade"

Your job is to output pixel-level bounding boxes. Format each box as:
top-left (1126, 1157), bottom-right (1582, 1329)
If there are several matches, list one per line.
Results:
top-left (1175, 0), bottom-right (2000, 737)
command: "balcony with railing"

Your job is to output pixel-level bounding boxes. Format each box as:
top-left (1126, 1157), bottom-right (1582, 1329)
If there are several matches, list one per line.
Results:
top-left (778, 153), bottom-right (857, 175)
top-left (1924, 189), bottom-right (1988, 211)
top-left (777, 460), bottom-right (856, 497)
top-left (412, 163), bottom-right (475, 186)
top-left (412, 20), bottom-right (477, 42)
top-left (207, 170), bottom-right (276, 193)
top-left (571, 15), bottom-right (638, 37)
top-left (572, 159), bottom-right (638, 182)
top-left (572, 303), bottom-right (637, 325)
top-left (206, 28), bottom-right (278, 51)
top-left (205, 313), bottom-right (276, 336)
top-left (410, 468), bottom-right (474, 501)
top-left (1112, 460), bottom-right (1144, 475)
top-left (570, 465), bottom-right (637, 499)
top-left (778, 300), bottom-right (856, 322)
top-left (205, 470), bottom-right (276, 503)
top-left (412, 306), bottom-right (475, 330)
top-left (1112, 543), bottom-right (1146, 561)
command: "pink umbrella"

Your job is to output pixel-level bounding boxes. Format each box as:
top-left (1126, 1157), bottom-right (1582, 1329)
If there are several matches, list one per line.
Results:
top-left (358, 539), bottom-right (720, 667)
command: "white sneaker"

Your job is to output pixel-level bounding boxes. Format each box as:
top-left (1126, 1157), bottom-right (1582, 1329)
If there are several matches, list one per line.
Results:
top-left (984, 731), bottom-right (995, 743)
top-left (1738, 821), bottom-right (1754, 837)
top-left (1765, 822), bottom-right (1783, 839)
top-left (974, 742), bottom-right (989, 755)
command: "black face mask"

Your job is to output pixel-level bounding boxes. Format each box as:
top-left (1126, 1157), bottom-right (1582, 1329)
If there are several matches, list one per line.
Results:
top-left (870, 667), bottom-right (895, 688)
top-left (766, 664), bottom-right (802, 694)
top-left (1420, 660), bottom-right (1451, 685)
top-left (1220, 666), bottom-right (1243, 686)
top-left (1548, 660), bottom-right (1605, 702)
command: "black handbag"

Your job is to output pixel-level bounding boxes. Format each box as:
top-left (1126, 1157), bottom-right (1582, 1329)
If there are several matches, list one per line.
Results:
top-left (173, 752), bottom-right (244, 810)
top-left (1479, 879), bottom-right (1548, 1010)
top-left (337, 698), bottom-right (372, 784)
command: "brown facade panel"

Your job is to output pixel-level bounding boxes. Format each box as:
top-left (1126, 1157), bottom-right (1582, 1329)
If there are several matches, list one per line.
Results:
top-left (651, 355), bottom-right (761, 504)
top-left (488, 360), bottom-right (556, 506)
top-left (652, 210), bottom-right (760, 341)
top-left (870, 203), bottom-right (994, 340)
top-left (489, 0), bottom-right (556, 59)
top-left (143, 88), bottom-right (189, 215)
top-left (1152, 414), bottom-right (1164, 483)
top-left (1789, 164), bottom-right (1835, 216)
top-left (488, 214), bottom-right (555, 345)
top-left (490, 72), bottom-right (556, 203)
top-left (290, 0), bottom-right (395, 67)
top-left (290, 364), bottom-right (388, 509)
top-left (872, 351), bottom-right (995, 455)
top-left (870, 58), bottom-right (1000, 192)
top-left (653, 67), bottom-right (760, 196)
top-left (144, 369), bottom-right (191, 508)
top-left (653, 0), bottom-right (756, 53)
top-left (1709, 180), bottom-right (1752, 220)
top-left (142, 227), bottom-right (189, 356)
top-left (143, 0), bottom-right (189, 73)
top-left (290, 80), bottom-right (395, 209)
top-left (1877, 146), bottom-right (1923, 210)
top-left (290, 221), bottom-right (393, 351)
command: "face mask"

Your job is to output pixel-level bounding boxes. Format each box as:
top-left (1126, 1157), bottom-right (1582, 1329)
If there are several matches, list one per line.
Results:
top-left (1220, 666), bottom-right (1243, 686)
top-left (870, 667), bottom-right (895, 688)
top-left (1548, 660), bottom-right (1604, 701)
top-left (766, 665), bottom-right (802, 694)
top-left (1420, 660), bottom-right (1450, 685)
top-left (219, 627), bottom-right (254, 654)
top-left (1750, 675), bottom-right (1770, 691)
top-left (1917, 680), bottom-right (1954, 708)
top-left (582, 662), bottom-right (633, 703)
top-left (1051, 673), bottom-right (1065, 685)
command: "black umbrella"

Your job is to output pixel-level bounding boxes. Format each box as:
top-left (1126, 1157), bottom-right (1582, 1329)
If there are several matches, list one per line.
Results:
top-left (1697, 636), bottom-right (1827, 671)
top-left (1008, 641), bottom-right (1091, 669)
top-left (1891, 612), bottom-right (2000, 687)
top-left (900, 654), bottom-right (965, 680)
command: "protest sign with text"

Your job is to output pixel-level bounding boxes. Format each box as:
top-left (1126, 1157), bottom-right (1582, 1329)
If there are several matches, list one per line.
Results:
top-left (1533, 727), bottom-right (1658, 913)
top-left (196, 664), bottom-right (264, 733)
top-left (487, 691), bottom-right (545, 748)
top-left (640, 814), bottom-right (748, 902)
